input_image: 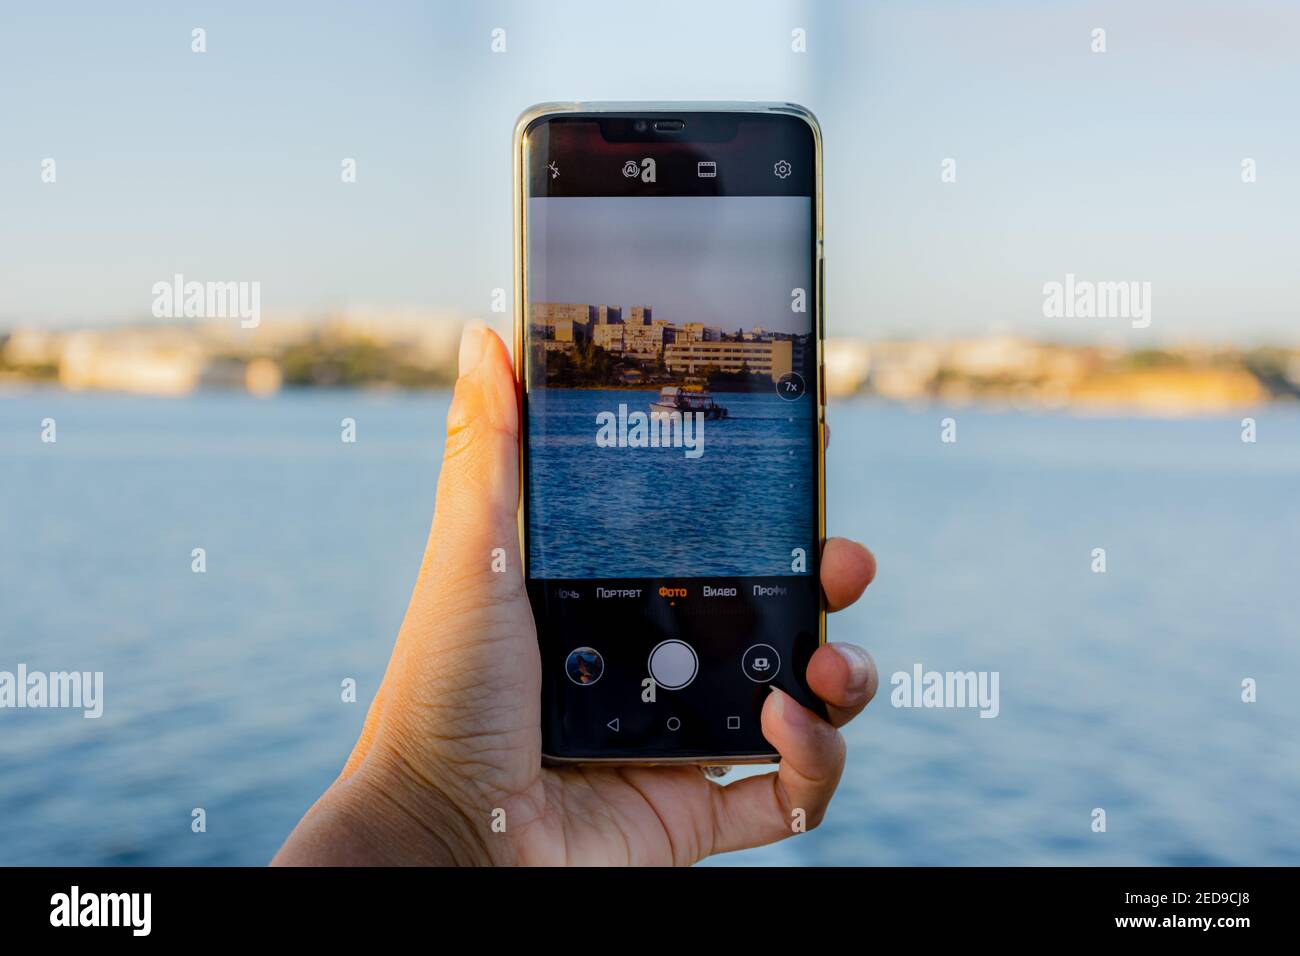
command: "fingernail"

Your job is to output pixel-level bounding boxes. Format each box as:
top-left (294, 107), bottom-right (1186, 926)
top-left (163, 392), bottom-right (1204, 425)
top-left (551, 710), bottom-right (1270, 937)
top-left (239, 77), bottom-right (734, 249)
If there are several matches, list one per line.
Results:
top-left (458, 321), bottom-right (489, 377)
top-left (768, 684), bottom-right (784, 717)
top-left (831, 643), bottom-right (871, 693)
top-left (769, 686), bottom-right (812, 728)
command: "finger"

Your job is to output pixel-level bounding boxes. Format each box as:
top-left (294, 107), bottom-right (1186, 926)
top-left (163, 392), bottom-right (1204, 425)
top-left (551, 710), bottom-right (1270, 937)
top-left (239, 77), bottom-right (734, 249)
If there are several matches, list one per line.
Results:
top-left (347, 322), bottom-right (522, 771)
top-left (820, 537), bottom-right (876, 612)
top-left (806, 643), bottom-right (878, 728)
top-left (707, 687), bottom-right (846, 856)
top-left (412, 321), bottom-right (523, 612)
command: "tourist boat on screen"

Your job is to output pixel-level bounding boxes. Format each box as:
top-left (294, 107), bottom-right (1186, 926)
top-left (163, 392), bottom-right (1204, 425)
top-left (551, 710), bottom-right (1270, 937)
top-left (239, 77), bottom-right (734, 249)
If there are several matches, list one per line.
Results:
top-left (650, 386), bottom-right (729, 420)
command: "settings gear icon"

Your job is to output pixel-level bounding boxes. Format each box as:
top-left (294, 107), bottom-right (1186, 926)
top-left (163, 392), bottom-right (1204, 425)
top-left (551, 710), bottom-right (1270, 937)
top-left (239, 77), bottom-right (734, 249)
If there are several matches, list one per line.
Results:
top-left (773, 159), bottom-right (793, 179)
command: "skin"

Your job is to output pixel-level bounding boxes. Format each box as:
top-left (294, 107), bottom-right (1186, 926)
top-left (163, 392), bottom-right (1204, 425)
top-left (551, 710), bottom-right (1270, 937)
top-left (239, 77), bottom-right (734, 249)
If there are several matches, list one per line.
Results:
top-left (273, 324), bottom-right (879, 866)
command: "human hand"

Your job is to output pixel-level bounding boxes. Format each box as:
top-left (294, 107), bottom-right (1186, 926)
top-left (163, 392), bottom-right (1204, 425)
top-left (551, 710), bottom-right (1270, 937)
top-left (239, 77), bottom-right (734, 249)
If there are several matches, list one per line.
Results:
top-left (273, 323), bottom-right (879, 866)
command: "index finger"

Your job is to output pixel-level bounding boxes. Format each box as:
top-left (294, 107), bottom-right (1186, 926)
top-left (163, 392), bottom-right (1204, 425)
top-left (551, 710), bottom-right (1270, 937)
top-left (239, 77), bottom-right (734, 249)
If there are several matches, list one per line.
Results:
top-left (821, 537), bottom-right (876, 612)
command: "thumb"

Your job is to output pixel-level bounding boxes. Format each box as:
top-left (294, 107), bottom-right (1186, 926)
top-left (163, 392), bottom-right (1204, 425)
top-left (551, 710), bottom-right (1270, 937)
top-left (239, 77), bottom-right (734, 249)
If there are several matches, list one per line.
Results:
top-left (414, 321), bottom-right (522, 608)
top-left (339, 322), bottom-right (526, 780)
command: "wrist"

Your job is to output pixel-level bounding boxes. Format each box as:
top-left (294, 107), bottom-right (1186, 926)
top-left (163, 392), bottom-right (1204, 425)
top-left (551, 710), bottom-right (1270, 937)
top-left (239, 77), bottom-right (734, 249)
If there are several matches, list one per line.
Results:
top-left (274, 746), bottom-right (498, 866)
top-left (354, 744), bottom-right (502, 865)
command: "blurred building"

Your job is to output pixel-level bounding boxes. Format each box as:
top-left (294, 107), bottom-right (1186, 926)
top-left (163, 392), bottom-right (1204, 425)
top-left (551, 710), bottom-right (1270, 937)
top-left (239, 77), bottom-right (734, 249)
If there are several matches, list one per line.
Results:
top-left (0, 309), bottom-right (465, 395)
top-left (824, 338), bottom-right (871, 397)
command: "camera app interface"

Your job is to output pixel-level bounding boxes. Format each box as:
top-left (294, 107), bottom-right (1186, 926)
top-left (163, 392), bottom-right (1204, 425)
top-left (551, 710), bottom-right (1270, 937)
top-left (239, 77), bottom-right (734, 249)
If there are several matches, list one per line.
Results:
top-left (524, 115), bottom-right (821, 758)
top-left (527, 195), bottom-right (814, 575)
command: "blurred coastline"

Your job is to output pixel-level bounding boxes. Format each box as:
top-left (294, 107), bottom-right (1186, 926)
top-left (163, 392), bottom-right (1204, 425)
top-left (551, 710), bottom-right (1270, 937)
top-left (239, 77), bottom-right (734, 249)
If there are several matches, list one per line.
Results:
top-left (3, 315), bottom-right (1298, 416)
top-left (0, 312), bottom-right (464, 399)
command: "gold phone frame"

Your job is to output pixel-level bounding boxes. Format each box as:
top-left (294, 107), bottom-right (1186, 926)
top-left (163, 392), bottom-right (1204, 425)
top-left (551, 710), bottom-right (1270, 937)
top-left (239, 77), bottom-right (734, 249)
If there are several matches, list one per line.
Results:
top-left (512, 102), bottom-right (826, 766)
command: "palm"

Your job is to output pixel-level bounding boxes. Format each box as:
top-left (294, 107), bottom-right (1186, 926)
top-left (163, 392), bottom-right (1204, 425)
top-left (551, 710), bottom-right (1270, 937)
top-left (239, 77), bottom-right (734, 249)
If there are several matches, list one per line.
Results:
top-left (504, 764), bottom-right (723, 866)
top-left (416, 626), bottom-right (729, 866)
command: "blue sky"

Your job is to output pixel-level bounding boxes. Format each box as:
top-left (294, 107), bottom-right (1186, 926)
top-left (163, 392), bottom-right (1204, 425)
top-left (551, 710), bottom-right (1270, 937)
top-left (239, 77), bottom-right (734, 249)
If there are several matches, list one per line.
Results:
top-left (1, 0), bottom-right (1296, 344)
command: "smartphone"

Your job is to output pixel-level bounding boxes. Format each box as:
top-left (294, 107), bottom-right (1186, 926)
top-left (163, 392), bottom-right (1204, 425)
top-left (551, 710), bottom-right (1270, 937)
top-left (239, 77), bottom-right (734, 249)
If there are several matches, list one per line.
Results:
top-left (514, 102), bottom-right (825, 764)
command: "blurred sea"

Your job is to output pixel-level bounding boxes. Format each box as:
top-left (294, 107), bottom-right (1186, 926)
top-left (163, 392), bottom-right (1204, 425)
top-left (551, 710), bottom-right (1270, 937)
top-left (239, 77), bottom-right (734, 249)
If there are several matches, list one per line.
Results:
top-left (1, 390), bottom-right (1298, 866)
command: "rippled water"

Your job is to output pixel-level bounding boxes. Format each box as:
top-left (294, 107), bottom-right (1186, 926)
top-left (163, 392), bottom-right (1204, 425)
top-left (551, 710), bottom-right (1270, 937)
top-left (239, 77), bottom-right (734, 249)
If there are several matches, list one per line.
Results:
top-left (527, 387), bottom-right (815, 578)
top-left (1, 390), bottom-right (1297, 865)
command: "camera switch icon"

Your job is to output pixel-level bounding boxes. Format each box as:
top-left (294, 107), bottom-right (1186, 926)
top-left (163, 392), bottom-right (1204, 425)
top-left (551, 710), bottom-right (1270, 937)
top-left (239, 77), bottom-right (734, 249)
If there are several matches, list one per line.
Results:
top-left (742, 644), bottom-right (781, 683)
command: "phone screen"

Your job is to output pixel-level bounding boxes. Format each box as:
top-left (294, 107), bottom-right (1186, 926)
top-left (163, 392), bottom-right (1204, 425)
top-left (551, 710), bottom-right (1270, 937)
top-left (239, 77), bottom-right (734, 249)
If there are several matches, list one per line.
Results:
top-left (519, 110), bottom-right (823, 761)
